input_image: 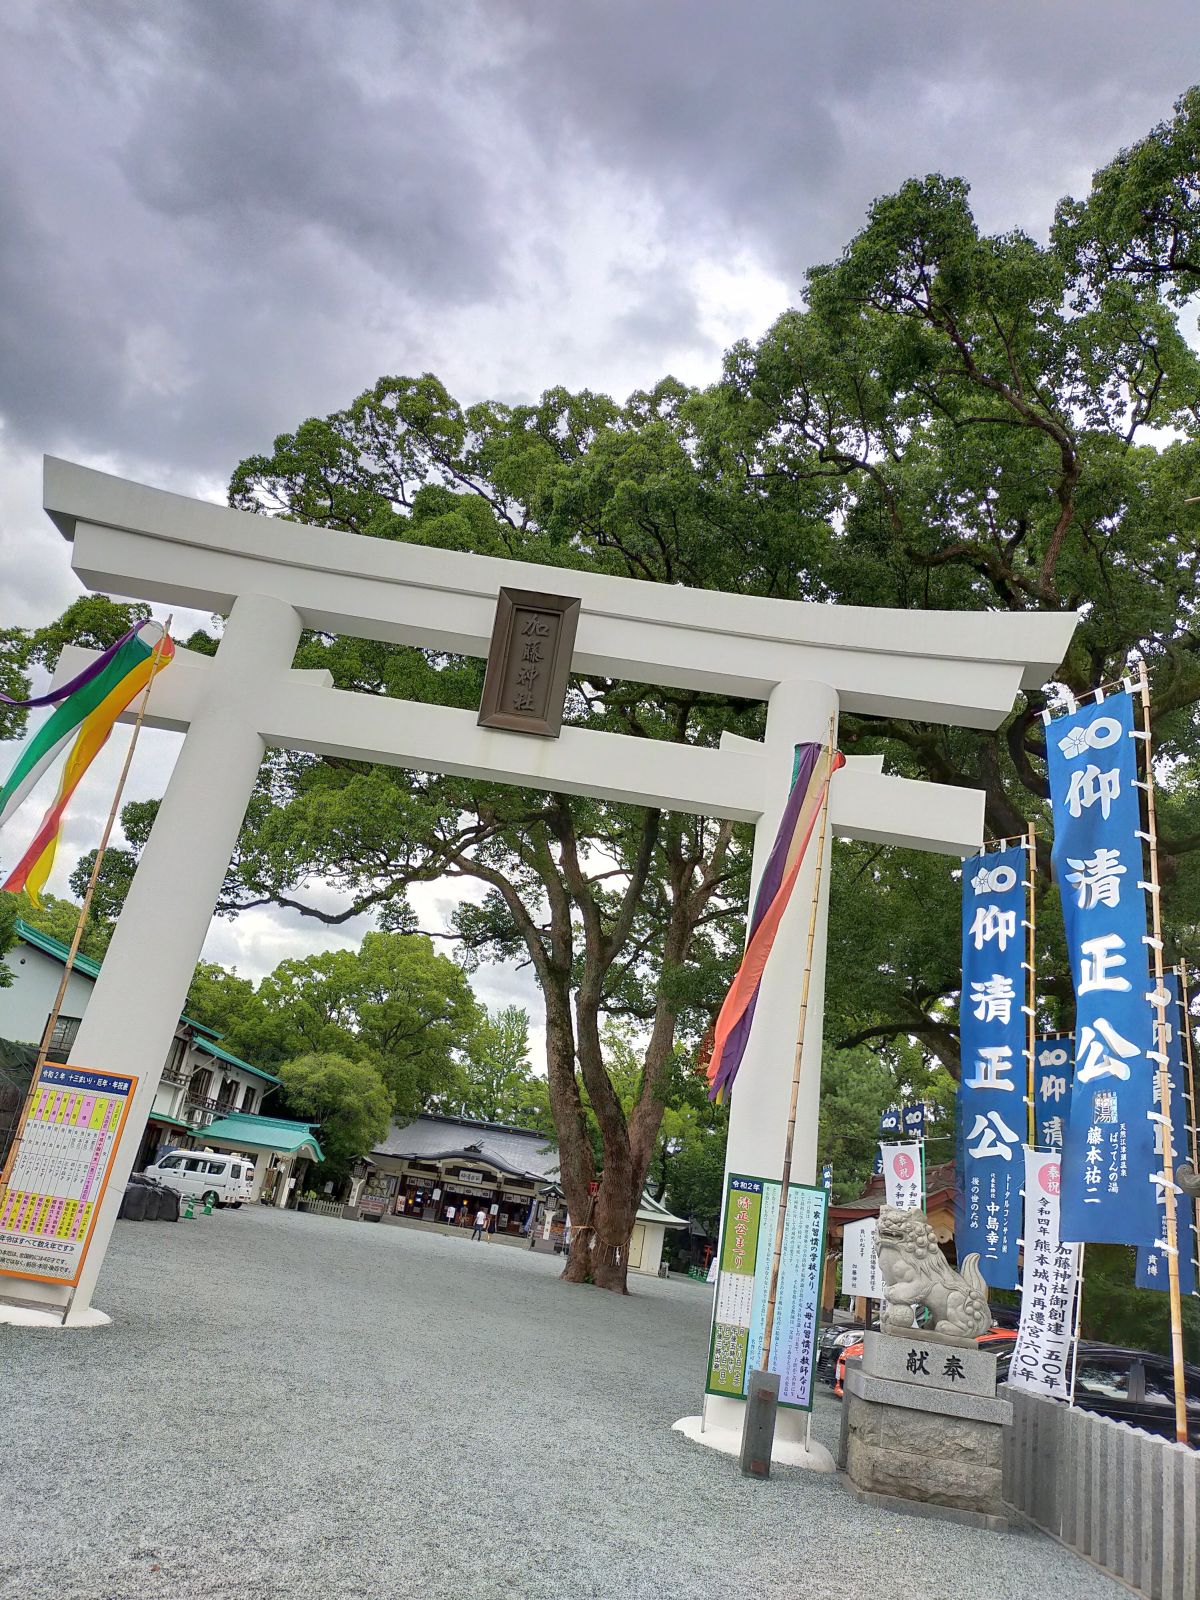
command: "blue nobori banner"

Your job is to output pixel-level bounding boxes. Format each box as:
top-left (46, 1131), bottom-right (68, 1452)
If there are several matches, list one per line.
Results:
top-left (902, 1103), bottom-right (926, 1139)
top-left (1033, 1036), bottom-right (1074, 1150)
top-left (1045, 691), bottom-right (1158, 1247)
top-left (958, 845), bottom-right (1029, 1289)
top-left (875, 1105), bottom-right (900, 1175)
top-left (1136, 973), bottom-right (1198, 1295)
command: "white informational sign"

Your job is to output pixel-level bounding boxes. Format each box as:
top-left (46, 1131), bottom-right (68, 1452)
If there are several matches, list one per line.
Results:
top-left (706, 1173), bottom-right (829, 1410)
top-left (0, 1063), bottom-right (138, 1286)
top-left (1009, 1148), bottom-right (1080, 1400)
top-left (882, 1142), bottom-right (924, 1211)
top-left (841, 1215), bottom-right (883, 1299)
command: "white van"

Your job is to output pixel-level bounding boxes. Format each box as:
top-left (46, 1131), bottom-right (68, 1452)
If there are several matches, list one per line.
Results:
top-left (146, 1150), bottom-right (254, 1209)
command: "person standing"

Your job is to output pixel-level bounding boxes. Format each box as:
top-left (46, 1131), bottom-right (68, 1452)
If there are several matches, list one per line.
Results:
top-left (472, 1206), bottom-right (488, 1241)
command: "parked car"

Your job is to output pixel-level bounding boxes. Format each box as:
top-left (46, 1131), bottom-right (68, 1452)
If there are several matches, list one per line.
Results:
top-left (144, 1150), bottom-right (253, 1209)
top-left (816, 1325), bottom-right (866, 1386)
top-left (834, 1326), bottom-right (1016, 1397)
top-left (1051, 1342), bottom-right (1200, 1447)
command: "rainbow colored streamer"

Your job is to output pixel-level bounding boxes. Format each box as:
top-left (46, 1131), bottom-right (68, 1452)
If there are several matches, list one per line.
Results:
top-left (0, 622), bottom-right (173, 903)
top-left (705, 740), bottom-right (843, 1103)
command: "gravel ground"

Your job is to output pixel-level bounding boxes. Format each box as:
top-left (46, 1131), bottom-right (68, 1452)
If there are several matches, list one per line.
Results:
top-left (0, 1209), bottom-right (1125, 1600)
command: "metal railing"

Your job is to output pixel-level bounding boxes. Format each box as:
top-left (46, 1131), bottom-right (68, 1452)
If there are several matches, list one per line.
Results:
top-left (1003, 1385), bottom-right (1198, 1599)
top-left (184, 1093), bottom-right (231, 1126)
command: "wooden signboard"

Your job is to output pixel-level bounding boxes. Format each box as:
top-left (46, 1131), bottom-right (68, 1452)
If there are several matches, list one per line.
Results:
top-left (477, 588), bottom-right (581, 737)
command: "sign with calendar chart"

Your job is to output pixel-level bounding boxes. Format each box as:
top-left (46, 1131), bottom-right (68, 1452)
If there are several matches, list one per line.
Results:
top-left (0, 1062), bottom-right (137, 1285)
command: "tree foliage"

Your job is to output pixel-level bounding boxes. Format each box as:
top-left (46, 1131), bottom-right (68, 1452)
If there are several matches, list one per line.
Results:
top-left (453, 1004), bottom-right (551, 1130)
top-left (275, 1052), bottom-right (392, 1182)
top-left (184, 932), bottom-right (478, 1118)
top-left (2, 889), bottom-right (111, 964)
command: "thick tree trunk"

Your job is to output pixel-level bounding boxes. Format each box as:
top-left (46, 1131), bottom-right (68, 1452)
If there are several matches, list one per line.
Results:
top-left (589, 1177), bottom-right (638, 1292)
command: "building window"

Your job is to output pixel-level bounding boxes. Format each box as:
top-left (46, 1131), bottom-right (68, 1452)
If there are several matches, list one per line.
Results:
top-left (241, 1085), bottom-right (257, 1114)
top-left (46, 1014), bottom-right (81, 1060)
top-left (167, 1036), bottom-right (187, 1078)
top-left (189, 1068), bottom-right (214, 1104)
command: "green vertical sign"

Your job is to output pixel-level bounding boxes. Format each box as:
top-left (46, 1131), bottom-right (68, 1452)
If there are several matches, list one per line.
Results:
top-left (706, 1175), bottom-right (764, 1398)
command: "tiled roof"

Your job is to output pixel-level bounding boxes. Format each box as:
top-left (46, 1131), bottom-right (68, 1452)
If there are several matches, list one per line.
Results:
top-left (636, 1191), bottom-right (687, 1228)
top-left (373, 1113), bottom-right (560, 1180)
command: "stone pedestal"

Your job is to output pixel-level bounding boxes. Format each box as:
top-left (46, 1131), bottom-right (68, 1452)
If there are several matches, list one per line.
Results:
top-left (840, 1333), bottom-right (1013, 1530)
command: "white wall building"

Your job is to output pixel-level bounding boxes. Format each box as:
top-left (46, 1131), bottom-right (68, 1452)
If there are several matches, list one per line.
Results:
top-left (0, 919), bottom-right (282, 1170)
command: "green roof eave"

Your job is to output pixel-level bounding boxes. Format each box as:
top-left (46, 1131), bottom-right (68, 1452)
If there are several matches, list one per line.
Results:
top-left (193, 1034), bottom-right (281, 1085)
top-left (14, 919), bottom-right (102, 980)
top-left (201, 1112), bottom-right (324, 1162)
top-left (180, 1013), bottom-right (223, 1040)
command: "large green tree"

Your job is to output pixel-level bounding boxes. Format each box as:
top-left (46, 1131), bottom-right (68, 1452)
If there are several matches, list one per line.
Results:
top-left (275, 1052), bottom-right (392, 1182)
top-left (453, 1004), bottom-right (551, 1129)
top-left (184, 932), bottom-right (478, 1118)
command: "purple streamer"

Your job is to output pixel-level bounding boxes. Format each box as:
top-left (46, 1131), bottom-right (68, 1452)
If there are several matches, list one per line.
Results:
top-left (709, 741), bottom-right (822, 1101)
top-left (0, 624), bottom-right (139, 709)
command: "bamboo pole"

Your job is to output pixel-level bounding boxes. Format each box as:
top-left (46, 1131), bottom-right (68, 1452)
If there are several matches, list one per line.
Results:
top-left (33, 619), bottom-right (173, 1074)
top-left (1025, 822), bottom-right (1037, 1147)
top-left (1136, 661), bottom-right (1189, 1445)
top-left (758, 719), bottom-right (836, 1370)
top-left (1178, 958), bottom-right (1200, 1279)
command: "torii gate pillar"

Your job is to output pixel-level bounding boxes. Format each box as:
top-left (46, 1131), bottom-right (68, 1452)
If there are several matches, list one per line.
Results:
top-left (62, 594), bottom-right (303, 1324)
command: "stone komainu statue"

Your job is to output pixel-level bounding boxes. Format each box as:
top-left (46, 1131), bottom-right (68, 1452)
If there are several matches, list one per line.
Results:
top-left (875, 1204), bottom-right (991, 1345)
top-left (1178, 1161), bottom-right (1200, 1200)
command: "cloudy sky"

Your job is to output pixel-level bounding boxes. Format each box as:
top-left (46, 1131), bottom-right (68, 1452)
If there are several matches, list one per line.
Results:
top-left (0, 1), bottom-right (1195, 1027)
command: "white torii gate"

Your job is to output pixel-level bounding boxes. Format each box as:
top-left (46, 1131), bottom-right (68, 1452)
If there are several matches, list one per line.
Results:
top-left (6, 459), bottom-right (1075, 1451)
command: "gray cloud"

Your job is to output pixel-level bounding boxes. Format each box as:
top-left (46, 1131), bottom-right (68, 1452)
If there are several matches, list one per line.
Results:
top-left (3, 0), bottom-right (1193, 489)
top-left (507, 1), bottom-right (1197, 272)
top-left (0, 1), bottom-right (537, 475)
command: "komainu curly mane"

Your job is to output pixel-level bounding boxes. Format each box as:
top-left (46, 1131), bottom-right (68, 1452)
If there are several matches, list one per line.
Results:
top-left (875, 1205), bottom-right (990, 1340)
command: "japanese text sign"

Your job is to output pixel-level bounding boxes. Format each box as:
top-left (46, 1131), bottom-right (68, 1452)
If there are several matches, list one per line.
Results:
top-left (0, 1062), bottom-right (137, 1285)
top-left (706, 1173), bottom-right (828, 1411)
top-left (1009, 1149), bottom-right (1080, 1400)
top-left (477, 587), bottom-right (581, 737)
top-left (841, 1216), bottom-right (882, 1299)
top-left (1046, 692), bottom-right (1157, 1246)
top-left (882, 1142), bottom-right (923, 1211)
top-left (958, 844), bottom-right (1027, 1287)
top-left (1033, 1035), bottom-right (1073, 1150)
